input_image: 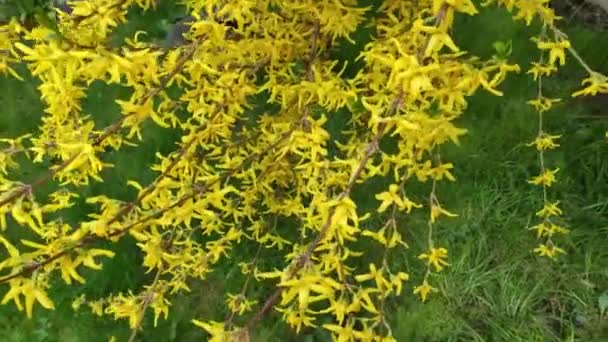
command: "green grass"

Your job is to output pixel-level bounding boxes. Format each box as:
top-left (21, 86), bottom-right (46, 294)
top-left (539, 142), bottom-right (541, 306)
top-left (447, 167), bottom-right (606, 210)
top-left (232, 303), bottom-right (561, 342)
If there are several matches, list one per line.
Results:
top-left (1, 3), bottom-right (608, 341)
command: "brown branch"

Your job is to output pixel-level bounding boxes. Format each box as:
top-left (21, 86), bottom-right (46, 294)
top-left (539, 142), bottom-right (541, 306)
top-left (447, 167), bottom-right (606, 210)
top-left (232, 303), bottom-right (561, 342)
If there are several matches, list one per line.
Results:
top-left (417, 4), bottom-right (449, 62)
top-left (306, 20), bottom-right (320, 83)
top-left (224, 243), bottom-right (264, 328)
top-left (128, 267), bottom-right (163, 342)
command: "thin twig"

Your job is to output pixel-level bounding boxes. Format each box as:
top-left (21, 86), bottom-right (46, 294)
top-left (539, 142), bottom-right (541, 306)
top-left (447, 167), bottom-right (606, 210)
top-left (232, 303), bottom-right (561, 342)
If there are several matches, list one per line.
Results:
top-left (224, 243), bottom-right (264, 328)
top-left (128, 267), bottom-right (163, 342)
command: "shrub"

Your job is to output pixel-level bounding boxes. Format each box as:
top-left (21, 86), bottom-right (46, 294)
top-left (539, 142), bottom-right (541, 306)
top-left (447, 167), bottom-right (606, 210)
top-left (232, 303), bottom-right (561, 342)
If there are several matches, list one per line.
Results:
top-left (0, 0), bottom-right (606, 340)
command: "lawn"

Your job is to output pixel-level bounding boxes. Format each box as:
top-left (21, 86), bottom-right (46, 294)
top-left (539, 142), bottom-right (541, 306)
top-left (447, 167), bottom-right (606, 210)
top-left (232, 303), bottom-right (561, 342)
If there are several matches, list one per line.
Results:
top-left (0, 2), bottom-right (607, 341)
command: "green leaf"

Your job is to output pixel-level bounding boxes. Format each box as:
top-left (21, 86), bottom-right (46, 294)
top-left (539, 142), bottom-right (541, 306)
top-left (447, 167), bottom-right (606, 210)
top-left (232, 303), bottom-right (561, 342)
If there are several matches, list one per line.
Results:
top-left (18, 0), bottom-right (36, 14)
top-left (0, 4), bottom-right (20, 19)
top-left (492, 40), bottom-right (513, 60)
top-left (599, 292), bottom-right (608, 316)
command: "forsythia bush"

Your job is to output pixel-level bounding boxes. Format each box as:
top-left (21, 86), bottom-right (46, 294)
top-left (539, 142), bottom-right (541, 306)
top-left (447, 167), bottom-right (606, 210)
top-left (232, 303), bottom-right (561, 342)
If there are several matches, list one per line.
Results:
top-left (0, 0), bottom-right (606, 340)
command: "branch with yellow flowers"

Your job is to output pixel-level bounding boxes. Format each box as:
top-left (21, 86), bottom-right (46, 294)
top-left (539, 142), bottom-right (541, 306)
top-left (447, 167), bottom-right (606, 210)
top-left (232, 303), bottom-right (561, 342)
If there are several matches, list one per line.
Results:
top-left (223, 243), bottom-right (264, 329)
top-left (127, 266), bottom-right (163, 342)
top-left (0, 80), bottom-right (315, 286)
top-left (245, 93), bottom-right (403, 330)
top-left (372, 179), bottom-right (411, 335)
top-left (413, 151), bottom-right (454, 302)
top-left (207, 19), bottom-right (325, 332)
top-left (526, 28), bottom-right (569, 259)
top-left (0, 131), bottom-right (254, 283)
top-left (489, 0), bottom-right (608, 96)
top-left (0, 38), bottom-right (202, 211)
top-left (244, 2), bottom-right (462, 333)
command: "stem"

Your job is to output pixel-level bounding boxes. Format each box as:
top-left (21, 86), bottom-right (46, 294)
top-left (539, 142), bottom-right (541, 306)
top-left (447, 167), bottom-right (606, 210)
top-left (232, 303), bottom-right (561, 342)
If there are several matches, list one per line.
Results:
top-left (128, 267), bottom-right (163, 342)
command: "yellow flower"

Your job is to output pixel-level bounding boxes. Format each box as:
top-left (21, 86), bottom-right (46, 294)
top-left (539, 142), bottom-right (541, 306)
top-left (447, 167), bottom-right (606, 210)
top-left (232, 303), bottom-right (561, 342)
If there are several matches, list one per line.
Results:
top-left (351, 288), bottom-right (379, 314)
top-left (226, 293), bottom-right (257, 315)
top-left (533, 243), bottom-right (566, 259)
top-left (105, 293), bottom-right (140, 328)
top-left (390, 272), bottom-right (410, 295)
top-left (323, 322), bottom-right (368, 342)
top-left (320, 297), bottom-right (350, 325)
top-left (427, 32), bottom-right (460, 56)
top-left (536, 201), bottom-right (563, 218)
top-left (527, 134), bottom-right (560, 151)
top-left (418, 247), bottom-right (449, 272)
top-left (527, 62), bottom-right (557, 80)
top-left (413, 280), bottom-right (438, 302)
top-left (375, 184), bottom-right (421, 213)
top-left (88, 300), bottom-right (104, 316)
top-left (280, 273), bottom-right (341, 311)
top-left (277, 306), bottom-right (317, 333)
top-left (71, 294), bottom-right (86, 311)
top-left (192, 320), bottom-right (234, 342)
top-left (527, 96), bottom-right (561, 113)
top-left (511, 0), bottom-right (554, 25)
top-left (533, 38), bottom-right (571, 66)
top-left (572, 72), bottom-right (608, 97)
top-left (528, 168), bottom-right (559, 187)
top-left (354, 263), bottom-right (391, 292)
top-left (136, 234), bottom-right (180, 272)
top-left (430, 204), bottom-right (458, 223)
top-left (529, 221), bottom-right (569, 238)
top-left (375, 184), bottom-right (402, 213)
top-left (0, 278), bottom-right (55, 318)
top-left (430, 163), bottom-right (456, 181)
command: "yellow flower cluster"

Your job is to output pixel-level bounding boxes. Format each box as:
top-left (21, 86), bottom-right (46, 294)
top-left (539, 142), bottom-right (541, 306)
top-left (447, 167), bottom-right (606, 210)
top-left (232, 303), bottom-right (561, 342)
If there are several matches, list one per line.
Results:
top-left (0, 18), bottom-right (23, 79)
top-left (493, 0), bottom-right (608, 260)
top-left (0, 0), bottom-right (600, 340)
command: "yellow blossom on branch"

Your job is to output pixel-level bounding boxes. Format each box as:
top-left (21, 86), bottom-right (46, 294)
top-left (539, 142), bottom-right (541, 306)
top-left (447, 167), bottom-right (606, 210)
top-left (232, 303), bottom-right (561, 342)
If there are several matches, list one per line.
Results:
top-left (527, 96), bottom-right (561, 113)
top-left (533, 38), bottom-right (570, 66)
top-left (527, 62), bottom-right (557, 80)
top-left (418, 247), bottom-right (450, 272)
top-left (572, 72), bottom-right (608, 97)
top-left (528, 168), bottom-right (559, 187)
top-left (1, 278), bottom-right (55, 318)
top-left (533, 243), bottom-right (566, 259)
top-left (430, 203), bottom-right (459, 223)
top-left (527, 134), bottom-right (561, 151)
top-left (375, 184), bottom-right (422, 213)
top-left (413, 280), bottom-right (439, 302)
